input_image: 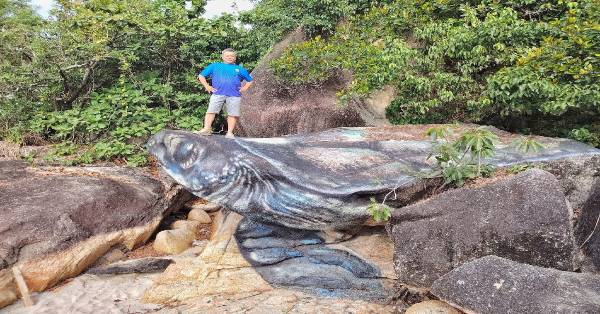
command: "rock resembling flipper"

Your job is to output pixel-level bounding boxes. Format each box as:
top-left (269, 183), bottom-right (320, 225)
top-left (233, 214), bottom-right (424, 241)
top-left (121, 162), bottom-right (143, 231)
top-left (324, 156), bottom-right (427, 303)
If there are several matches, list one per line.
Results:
top-left (235, 217), bottom-right (392, 301)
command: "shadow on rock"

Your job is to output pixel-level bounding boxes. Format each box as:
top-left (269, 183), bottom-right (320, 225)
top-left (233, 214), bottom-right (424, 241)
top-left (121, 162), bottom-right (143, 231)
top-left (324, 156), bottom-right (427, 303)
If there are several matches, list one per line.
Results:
top-left (578, 178), bottom-right (600, 271)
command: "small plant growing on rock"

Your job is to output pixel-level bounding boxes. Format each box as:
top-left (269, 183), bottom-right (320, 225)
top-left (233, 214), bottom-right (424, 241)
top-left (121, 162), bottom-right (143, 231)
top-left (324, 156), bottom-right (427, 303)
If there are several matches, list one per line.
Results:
top-left (366, 126), bottom-right (500, 222)
top-left (367, 197), bottom-right (392, 222)
top-left (511, 136), bottom-right (545, 154)
top-left (427, 126), bottom-right (499, 187)
top-left (507, 163), bottom-right (540, 174)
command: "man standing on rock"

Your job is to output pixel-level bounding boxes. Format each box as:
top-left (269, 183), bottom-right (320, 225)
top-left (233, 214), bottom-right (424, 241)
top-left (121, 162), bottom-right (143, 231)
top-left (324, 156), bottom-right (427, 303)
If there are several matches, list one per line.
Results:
top-left (197, 48), bottom-right (253, 139)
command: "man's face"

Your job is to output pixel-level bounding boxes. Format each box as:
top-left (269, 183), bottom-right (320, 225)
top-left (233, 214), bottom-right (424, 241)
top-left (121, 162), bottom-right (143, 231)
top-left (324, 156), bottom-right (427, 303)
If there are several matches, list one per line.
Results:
top-left (222, 52), bottom-right (236, 64)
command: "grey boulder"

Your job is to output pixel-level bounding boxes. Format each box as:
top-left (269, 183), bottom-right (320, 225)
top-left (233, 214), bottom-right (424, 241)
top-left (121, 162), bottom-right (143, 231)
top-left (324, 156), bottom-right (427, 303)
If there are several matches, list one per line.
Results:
top-left (387, 169), bottom-right (575, 287)
top-left (542, 155), bottom-right (600, 273)
top-left (432, 255), bottom-right (600, 314)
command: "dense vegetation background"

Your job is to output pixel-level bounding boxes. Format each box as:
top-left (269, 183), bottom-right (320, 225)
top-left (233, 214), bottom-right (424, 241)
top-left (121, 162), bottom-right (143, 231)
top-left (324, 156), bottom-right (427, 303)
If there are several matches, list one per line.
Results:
top-left (1, 0), bottom-right (598, 166)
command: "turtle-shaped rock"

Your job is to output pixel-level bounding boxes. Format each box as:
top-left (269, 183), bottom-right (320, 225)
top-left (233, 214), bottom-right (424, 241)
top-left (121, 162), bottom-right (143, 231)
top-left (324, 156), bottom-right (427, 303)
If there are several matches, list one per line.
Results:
top-left (146, 125), bottom-right (600, 231)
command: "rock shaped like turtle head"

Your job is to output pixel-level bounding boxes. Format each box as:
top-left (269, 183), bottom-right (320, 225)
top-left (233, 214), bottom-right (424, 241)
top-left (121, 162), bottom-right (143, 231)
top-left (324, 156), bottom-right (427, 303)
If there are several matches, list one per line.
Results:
top-left (146, 130), bottom-right (250, 199)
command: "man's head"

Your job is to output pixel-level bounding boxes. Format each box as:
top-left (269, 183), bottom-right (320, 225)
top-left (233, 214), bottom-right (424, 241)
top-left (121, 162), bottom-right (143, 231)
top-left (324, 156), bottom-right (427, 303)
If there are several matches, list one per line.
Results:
top-left (221, 48), bottom-right (237, 64)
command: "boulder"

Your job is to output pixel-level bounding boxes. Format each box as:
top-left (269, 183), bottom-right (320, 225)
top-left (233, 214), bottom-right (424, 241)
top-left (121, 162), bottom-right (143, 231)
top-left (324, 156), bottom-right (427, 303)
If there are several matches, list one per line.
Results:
top-left (153, 229), bottom-right (195, 254)
top-left (431, 255), bottom-right (600, 314)
top-left (171, 219), bottom-right (200, 233)
top-left (147, 125), bottom-right (600, 232)
top-left (0, 160), bottom-right (190, 307)
top-left (237, 28), bottom-right (366, 137)
top-left (188, 208), bottom-right (212, 224)
top-left (0, 269), bottom-right (17, 308)
top-left (185, 199), bottom-right (222, 213)
top-left (387, 169), bottom-right (575, 287)
top-left (541, 155), bottom-right (600, 272)
top-left (91, 248), bottom-right (127, 267)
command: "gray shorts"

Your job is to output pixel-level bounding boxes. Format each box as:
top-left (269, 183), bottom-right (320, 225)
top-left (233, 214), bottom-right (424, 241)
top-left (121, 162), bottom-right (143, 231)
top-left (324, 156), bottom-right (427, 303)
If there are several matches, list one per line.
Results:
top-left (207, 94), bottom-right (241, 117)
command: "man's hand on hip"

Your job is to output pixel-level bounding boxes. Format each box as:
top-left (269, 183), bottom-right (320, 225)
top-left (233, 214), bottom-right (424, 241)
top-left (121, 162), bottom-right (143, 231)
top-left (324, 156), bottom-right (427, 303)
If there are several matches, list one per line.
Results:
top-left (239, 82), bottom-right (253, 93)
top-left (197, 75), bottom-right (216, 93)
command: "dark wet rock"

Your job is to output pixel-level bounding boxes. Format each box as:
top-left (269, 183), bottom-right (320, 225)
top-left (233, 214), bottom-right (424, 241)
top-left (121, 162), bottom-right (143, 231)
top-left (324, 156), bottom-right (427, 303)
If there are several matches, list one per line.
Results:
top-left (432, 255), bottom-right (600, 314)
top-left (147, 125), bottom-right (600, 232)
top-left (237, 28), bottom-right (366, 138)
top-left (87, 258), bottom-right (173, 275)
top-left (387, 169), bottom-right (575, 287)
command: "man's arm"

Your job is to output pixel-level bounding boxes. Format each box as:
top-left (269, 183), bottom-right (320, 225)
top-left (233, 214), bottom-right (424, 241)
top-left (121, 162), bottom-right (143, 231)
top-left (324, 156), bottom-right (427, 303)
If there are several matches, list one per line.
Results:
top-left (239, 81), bottom-right (253, 92)
top-left (239, 67), bottom-right (253, 92)
top-left (198, 75), bottom-right (216, 93)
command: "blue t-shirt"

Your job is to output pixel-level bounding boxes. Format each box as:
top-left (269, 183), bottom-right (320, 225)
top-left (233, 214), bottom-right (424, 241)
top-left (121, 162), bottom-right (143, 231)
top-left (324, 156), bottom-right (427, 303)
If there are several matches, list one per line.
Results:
top-left (199, 62), bottom-right (253, 97)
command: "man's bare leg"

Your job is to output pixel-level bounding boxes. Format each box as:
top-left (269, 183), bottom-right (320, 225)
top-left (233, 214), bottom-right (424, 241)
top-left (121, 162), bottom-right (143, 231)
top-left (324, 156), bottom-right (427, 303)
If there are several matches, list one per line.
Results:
top-left (226, 116), bottom-right (238, 138)
top-left (200, 113), bottom-right (216, 133)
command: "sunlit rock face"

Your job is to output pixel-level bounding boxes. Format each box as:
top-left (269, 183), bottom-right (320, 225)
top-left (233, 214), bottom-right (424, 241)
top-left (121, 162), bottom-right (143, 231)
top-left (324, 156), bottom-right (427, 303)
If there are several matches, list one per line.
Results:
top-left (147, 125), bottom-right (600, 231)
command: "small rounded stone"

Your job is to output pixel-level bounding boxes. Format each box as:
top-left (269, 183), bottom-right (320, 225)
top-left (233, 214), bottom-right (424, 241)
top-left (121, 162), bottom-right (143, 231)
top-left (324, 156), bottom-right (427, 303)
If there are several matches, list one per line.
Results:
top-left (153, 229), bottom-right (195, 254)
top-left (405, 300), bottom-right (462, 314)
top-left (188, 208), bottom-right (212, 224)
top-left (171, 220), bottom-right (200, 232)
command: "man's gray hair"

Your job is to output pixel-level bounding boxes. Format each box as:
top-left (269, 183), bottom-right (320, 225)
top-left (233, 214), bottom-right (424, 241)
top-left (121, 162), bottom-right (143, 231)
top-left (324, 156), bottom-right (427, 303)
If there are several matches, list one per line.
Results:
top-left (222, 48), bottom-right (236, 55)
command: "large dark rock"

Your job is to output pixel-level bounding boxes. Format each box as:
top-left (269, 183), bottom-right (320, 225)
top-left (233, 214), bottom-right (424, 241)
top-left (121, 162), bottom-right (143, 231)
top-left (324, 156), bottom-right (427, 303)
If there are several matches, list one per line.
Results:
top-left (387, 169), bottom-right (575, 287)
top-left (431, 255), bottom-right (600, 314)
top-left (0, 161), bottom-right (187, 269)
top-left (237, 28), bottom-right (366, 137)
top-left (147, 125), bottom-right (600, 232)
top-left (0, 160), bottom-right (190, 307)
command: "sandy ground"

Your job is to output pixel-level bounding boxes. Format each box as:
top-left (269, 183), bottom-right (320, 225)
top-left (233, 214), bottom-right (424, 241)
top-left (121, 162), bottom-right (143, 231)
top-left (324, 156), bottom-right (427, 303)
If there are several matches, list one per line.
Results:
top-left (1, 273), bottom-right (401, 314)
top-left (2, 273), bottom-right (174, 314)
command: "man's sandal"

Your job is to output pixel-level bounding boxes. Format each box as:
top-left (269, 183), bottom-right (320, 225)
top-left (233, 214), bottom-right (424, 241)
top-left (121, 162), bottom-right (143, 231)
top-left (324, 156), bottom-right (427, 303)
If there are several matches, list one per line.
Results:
top-left (196, 129), bottom-right (212, 135)
top-left (225, 133), bottom-right (235, 139)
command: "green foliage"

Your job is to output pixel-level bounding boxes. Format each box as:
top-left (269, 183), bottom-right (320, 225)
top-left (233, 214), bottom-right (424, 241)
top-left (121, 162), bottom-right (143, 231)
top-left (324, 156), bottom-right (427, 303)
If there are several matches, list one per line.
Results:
top-left (241, 0), bottom-right (359, 40)
top-left (367, 197), bottom-right (392, 222)
top-left (28, 78), bottom-right (209, 163)
top-left (569, 127), bottom-right (600, 147)
top-left (269, 0), bottom-right (600, 144)
top-left (427, 126), bottom-right (499, 186)
top-left (506, 163), bottom-right (539, 174)
top-left (1, 0), bottom-right (258, 165)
